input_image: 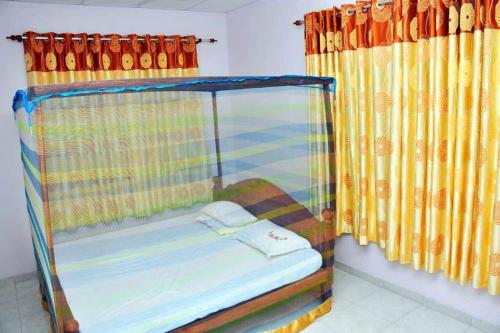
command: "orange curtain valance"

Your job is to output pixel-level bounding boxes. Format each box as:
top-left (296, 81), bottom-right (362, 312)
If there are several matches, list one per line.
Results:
top-left (305, 0), bottom-right (500, 55)
top-left (23, 31), bottom-right (199, 85)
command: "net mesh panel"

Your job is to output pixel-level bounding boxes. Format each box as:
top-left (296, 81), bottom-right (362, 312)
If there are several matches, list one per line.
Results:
top-left (15, 106), bottom-right (56, 318)
top-left (39, 91), bottom-right (213, 235)
top-left (15, 80), bottom-right (334, 333)
top-left (32, 86), bottom-right (332, 240)
top-left (215, 87), bottom-right (330, 215)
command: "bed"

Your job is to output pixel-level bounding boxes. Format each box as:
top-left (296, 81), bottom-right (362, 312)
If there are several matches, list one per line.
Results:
top-left (51, 178), bottom-right (334, 333)
top-left (13, 76), bottom-right (336, 333)
top-left (54, 193), bottom-right (321, 332)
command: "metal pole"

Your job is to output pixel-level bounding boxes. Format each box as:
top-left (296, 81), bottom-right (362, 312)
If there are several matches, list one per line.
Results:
top-left (6, 35), bottom-right (217, 44)
top-left (322, 84), bottom-right (335, 211)
top-left (211, 91), bottom-right (223, 187)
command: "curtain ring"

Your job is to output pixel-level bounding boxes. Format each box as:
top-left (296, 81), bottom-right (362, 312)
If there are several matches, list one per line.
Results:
top-left (346, 8), bottom-right (356, 16)
top-left (376, 1), bottom-right (385, 9)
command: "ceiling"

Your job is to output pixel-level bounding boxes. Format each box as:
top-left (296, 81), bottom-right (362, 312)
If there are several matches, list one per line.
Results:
top-left (8, 0), bottom-right (260, 13)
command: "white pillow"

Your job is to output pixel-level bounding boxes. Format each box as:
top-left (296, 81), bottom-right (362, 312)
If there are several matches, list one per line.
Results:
top-left (234, 220), bottom-right (311, 257)
top-left (200, 201), bottom-right (257, 227)
top-left (196, 214), bottom-right (242, 236)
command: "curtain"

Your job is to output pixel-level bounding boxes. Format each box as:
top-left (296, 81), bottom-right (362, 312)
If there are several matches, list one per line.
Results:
top-left (38, 92), bottom-right (212, 232)
top-left (22, 31), bottom-right (199, 85)
top-left (305, 0), bottom-right (499, 295)
top-left (21, 32), bottom-right (212, 231)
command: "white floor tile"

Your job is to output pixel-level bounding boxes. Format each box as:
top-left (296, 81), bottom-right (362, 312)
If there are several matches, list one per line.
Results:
top-left (356, 288), bottom-right (420, 323)
top-left (18, 298), bottom-right (46, 320)
top-left (333, 273), bottom-right (381, 304)
top-left (15, 277), bottom-right (39, 302)
top-left (463, 325), bottom-right (486, 333)
top-left (0, 319), bottom-right (22, 333)
top-left (0, 278), bottom-right (14, 290)
top-left (20, 314), bottom-right (50, 333)
top-left (302, 320), bottom-right (333, 333)
top-left (381, 323), bottom-right (414, 333)
top-left (334, 267), bottom-right (350, 282)
top-left (0, 285), bottom-right (17, 305)
top-left (0, 300), bottom-right (19, 322)
top-left (395, 306), bottom-right (469, 333)
top-left (471, 318), bottom-right (500, 333)
top-left (317, 304), bottom-right (392, 333)
top-left (332, 295), bottom-right (354, 311)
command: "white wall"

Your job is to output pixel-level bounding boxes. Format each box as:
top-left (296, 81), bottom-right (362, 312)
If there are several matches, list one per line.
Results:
top-left (0, 0), bottom-right (229, 279)
top-left (227, 0), bottom-right (349, 76)
top-left (226, 0), bottom-right (500, 327)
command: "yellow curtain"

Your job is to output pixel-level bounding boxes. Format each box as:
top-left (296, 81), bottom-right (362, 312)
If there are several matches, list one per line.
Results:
top-left (305, 0), bottom-right (500, 295)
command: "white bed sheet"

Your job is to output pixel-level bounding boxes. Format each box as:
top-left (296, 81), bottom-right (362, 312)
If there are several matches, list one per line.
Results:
top-left (54, 211), bottom-right (322, 333)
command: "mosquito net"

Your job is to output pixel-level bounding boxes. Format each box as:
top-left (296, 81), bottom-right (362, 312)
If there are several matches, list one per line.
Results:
top-left (13, 76), bottom-right (336, 333)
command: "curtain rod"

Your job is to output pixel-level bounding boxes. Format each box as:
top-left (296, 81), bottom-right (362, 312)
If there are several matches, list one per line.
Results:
top-left (293, 0), bottom-right (393, 25)
top-left (6, 35), bottom-right (218, 44)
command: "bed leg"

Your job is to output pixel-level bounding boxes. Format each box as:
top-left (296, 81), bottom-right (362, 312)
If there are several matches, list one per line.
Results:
top-left (40, 293), bottom-right (49, 312)
top-left (36, 262), bottom-right (50, 313)
top-left (320, 266), bottom-right (333, 303)
top-left (50, 318), bottom-right (56, 333)
top-left (39, 282), bottom-right (50, 313)
top-left (63, 319), bottom-right (80, 333)
top-left (49, 318), bottom-right (79, 333)
top-left (320, 283), bottom-right (330, 303)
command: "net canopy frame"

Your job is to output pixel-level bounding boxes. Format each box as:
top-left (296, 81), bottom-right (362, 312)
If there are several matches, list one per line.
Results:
top-left (12, 75), bottom-right (336, 333)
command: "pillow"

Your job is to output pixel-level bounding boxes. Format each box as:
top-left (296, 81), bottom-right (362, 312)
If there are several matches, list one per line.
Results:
top-left (200, 201), bottom-right (257, 227)
top-left (196, 214), bottom-right (242, 236)
top-left (234, 220), bottom-right (311, 257)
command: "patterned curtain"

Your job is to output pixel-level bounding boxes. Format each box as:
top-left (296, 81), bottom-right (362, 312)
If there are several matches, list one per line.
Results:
top-left (23, 31), bottom-right (199, 85)
top-left (21, 32), bottom-right (212, 232)
top-left (305, 0), bottom-right (499, 295)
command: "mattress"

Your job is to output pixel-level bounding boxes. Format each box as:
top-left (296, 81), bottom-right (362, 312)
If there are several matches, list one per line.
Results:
top-left (54, 210), bottom-right (323, 333)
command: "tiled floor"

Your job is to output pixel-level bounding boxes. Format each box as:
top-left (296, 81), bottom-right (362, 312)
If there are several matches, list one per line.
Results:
top-left (0, 272), bottom-right (50, 333)
top-left (0, 268), bottom-right (491, 333)
top-left (303, 269), bottom-right (489, 333)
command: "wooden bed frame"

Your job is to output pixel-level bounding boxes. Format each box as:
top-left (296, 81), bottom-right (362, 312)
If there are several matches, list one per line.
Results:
top-left (29, 76), bottom-right (336, 333)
